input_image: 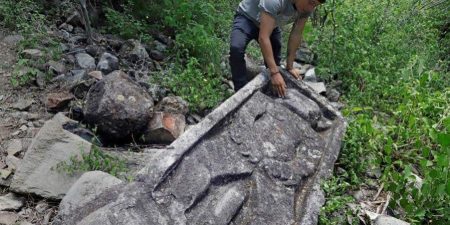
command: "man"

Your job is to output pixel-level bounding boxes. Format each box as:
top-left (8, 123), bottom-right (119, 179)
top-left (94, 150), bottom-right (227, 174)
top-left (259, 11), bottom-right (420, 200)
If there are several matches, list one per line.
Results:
top-left (229, 0), bottom-right (325, 97)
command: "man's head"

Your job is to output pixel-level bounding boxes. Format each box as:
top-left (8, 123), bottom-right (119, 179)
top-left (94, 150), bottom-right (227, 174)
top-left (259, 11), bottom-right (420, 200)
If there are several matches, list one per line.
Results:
top-left (294, 0), bottom-right (325, 14)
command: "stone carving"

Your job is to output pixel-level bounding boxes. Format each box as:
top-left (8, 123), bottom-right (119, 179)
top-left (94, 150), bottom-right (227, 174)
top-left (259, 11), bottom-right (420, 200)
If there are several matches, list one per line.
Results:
top-left (54, 71), bottom-right (346, 225)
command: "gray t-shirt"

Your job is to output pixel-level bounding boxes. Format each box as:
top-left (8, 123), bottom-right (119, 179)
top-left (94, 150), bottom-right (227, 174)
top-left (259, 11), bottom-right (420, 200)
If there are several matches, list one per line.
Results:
top-left (238, 0), bottom-right (311, 26)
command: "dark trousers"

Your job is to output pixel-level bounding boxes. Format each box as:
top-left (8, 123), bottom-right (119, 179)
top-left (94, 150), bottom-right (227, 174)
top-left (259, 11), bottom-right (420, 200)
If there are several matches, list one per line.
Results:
top-left (229, 13), bottom-right (282, 91)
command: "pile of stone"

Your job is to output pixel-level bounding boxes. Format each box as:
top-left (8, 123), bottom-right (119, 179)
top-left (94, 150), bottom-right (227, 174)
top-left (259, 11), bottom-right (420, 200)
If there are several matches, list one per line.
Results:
top-left (11, 13), bottom-right (194, 145)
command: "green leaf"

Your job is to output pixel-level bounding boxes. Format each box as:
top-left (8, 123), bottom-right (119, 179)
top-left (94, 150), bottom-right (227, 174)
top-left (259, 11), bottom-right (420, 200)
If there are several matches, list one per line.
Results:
top-left (437, 184), bottom-right (446, 195)
top-left (437, 133), bottom-right (450, 147)
top-left (446, 182), bottom-right (450, 195)
top-left (436, 153), bottom-right (449, 167)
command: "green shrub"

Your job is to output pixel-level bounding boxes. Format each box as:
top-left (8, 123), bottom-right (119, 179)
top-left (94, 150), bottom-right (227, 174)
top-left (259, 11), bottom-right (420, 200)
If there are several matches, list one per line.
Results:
top-left (159, 57), bottom-right (229, 112)
top-left (310, 0), bottom-right (449, 224)
top-left (103, 3), bottom-right (152, 42)
top-left (56, 145), bottom-right (128, 178)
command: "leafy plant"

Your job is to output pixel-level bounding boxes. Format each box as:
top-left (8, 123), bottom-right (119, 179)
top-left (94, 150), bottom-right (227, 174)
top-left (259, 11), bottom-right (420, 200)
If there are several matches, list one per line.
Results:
top-left (310, 0), bottom-right (449, 223)
top-left (56, 145), bottom-right (128, 178)
top-left (159, 57), bottom-right (229, 112)
top-left (10, 59), bottom-right (41, 87)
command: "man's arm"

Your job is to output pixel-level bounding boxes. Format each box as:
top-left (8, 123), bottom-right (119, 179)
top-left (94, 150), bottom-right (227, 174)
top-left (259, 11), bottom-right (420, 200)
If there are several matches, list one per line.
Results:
top-left (259, 11), bottom-right (287, 97)
top-left (286, 17), bottom-right (307, 78)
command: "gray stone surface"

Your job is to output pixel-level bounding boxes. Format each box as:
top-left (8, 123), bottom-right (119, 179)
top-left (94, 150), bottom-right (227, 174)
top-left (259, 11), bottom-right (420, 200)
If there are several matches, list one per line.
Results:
top-left (2, 34), bottom-right (24, 46)
top-left (326, 88), bottom-right (340, 102)
top-left (304, 67), bottom-right (317, 82)
top-left (155, 96), bottom-right (189, 115)
top-left (54, 71), bottom-right (346, 224)
top-left (47, 60), bottom-right (66, 75)
top-left (84, 70), bottom-right (154, 142)
top-left (58, 171), bottom-right (123, 222)
top-left (10, 113), bottom-right (92, 200)
top-left (374, 215), bottom-right (410, 225)
top-left (75, 53), bottom-right (96, 69)
top-left (119, 39), bottom-right (149, 62)
top-left (0, 193), bottom-right (24, 211)
top-left (6, 139), bottom-right (23, 156)
top-left (0, 211), bottom-right (19, 225)
top-left (96, 52), bottom-right (119, 74)
top-left (304, 81), bottom-right (326, 94)
top-left (11, 99), bottom-right (34, 111)
top-left (22, 49), bottom-right (43, 59)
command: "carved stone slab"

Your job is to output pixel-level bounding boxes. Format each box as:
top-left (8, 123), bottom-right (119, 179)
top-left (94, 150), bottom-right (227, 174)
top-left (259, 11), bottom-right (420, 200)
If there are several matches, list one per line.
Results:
top-left (54, 70), bottom-right (347, 225)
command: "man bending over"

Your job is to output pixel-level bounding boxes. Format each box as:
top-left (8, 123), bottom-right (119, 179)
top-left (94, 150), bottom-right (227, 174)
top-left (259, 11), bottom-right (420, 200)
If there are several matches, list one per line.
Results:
top-left (229, 0), bottom-right (325, 97)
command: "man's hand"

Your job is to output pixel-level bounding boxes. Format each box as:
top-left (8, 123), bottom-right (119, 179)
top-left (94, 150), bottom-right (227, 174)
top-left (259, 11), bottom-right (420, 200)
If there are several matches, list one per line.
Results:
top-left (271, 72), bottom-right (286, 98)
top-left (288, 68), bottom-right (302, 80)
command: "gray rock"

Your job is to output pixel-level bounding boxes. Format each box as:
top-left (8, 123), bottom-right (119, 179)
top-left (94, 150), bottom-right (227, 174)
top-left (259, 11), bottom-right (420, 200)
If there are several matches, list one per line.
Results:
top-left (7, 139), bottom-right (23, 156)
top-left (295, 42), bottom-right (315, 64)
top-left (0, 211), bottom-right (19, 225)
top-left (21, 49), bottom-right (44, 59)
top-left (96, 52), bottom-right (119, 74)
top-left (46, 60), bottom-right (66, 75)
top-left (142, 112), bottom-right (186, 144)
top-left (85, 45), bottom-right (106, 57)
top-left (0, 193), bottom-right (24, 211)
top-left (374, 215), bottom-right (410, 225)
top-left (17, 220), bottom-right (33, 225)
top-left (119, 39), bottom-right (149, 62)
top-left (155, 96), bottom-right (189, 115)
top-left (11, 99), bottom-right (34, 111)
top-left (88, 71), bottom-right (103, 80)
top-left (60, 43), bottom-right (69, 52)
top-left (275, 88), bottom-right (322, 124)
top-left (0, 169), bottom-right (13, 180)
top-left (58, 171), bottom-right (123, 221)
top-left (75, 53), bottom-right (96, 69)
top-left (304, 81), bottom-right (326, 94)
top-left (35, 70), bottom-right (47, 88)
top-left (146, 83), bottom-right (167, 102)
top-left (316, 117), bottom-right (333, 132)
top-left (330, 102), bottom-right (345, 110)
top-left (5, 155), bottom-right (20, 170)
top-left (10, 113), bottom-right (92, 199)
top-left (326, 88), bottom-right (340, 102)
top-left (245, 54), bottom-right (264, 79)
top-left (153, 40), bottom-right (168, 52)
top-left (67, 70), bottom-right (97, 99)
top-left (59, 23), bottom-right (74, 33)
top-left (150, 50), bottom-right (165, 61)
top-left (84, 70), bottom-right (154, 142)
top-left (304, 67), bottom-right (317, 82)
top-left (2, 34), bottom-right (24, 46)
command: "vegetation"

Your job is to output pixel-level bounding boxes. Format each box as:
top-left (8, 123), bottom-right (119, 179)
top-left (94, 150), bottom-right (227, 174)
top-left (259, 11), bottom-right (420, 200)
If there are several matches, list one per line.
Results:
top-left (306, 0), bottom-right (449, 224)
top-left (0, 0), bottom-right (62, 87)
top-left (56, 145), bottom-right (128, 179)
top-left (1, 0), bottom-right (448, 223)
top-left (103, 0), bottom-right (239, 112)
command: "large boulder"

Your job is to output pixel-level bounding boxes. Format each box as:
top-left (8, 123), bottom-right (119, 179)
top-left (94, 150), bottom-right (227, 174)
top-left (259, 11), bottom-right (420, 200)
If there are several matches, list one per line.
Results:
top-left (10, 113), bottom-right (91, 200)
top-left (84, 70), bottom-right (154, 142)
